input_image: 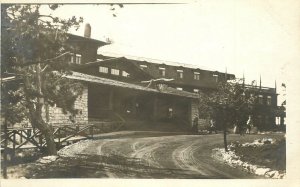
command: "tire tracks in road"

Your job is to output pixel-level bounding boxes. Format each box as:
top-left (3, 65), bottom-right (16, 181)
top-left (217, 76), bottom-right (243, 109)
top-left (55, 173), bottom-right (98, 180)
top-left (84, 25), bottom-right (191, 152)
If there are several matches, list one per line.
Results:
top-left (171, 136), bottom-right (237, 178)
top-left (172, 139), bottom-right (209, 176)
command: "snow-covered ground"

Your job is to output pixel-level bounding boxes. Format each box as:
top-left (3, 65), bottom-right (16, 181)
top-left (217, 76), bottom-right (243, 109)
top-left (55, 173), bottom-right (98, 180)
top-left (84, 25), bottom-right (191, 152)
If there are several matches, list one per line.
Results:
top-left (212, 138), bottom-right (285, 179)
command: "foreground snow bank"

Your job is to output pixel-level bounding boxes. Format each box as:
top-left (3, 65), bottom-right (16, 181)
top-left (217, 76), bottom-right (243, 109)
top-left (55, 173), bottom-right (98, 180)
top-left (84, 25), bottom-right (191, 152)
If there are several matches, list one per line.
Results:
top-left (212, 138), bottom-right (285, 179)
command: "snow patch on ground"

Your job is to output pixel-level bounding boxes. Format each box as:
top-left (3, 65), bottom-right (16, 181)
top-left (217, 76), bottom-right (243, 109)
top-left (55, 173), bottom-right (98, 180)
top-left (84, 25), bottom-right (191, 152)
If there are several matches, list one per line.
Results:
top-left (237, 138), bottom-right (276, 148)
top-left (37, 155), bottom-right (59, 164)
top-left (58, 139), bottom-right (93, 157)
top-left (212, 138), bottom-right (285, 179)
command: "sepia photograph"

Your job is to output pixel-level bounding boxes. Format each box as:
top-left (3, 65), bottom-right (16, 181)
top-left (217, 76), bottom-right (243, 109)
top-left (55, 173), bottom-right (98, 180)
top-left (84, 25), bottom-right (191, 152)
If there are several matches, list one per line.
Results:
top-left (1, 1), bottom-right (298, 183)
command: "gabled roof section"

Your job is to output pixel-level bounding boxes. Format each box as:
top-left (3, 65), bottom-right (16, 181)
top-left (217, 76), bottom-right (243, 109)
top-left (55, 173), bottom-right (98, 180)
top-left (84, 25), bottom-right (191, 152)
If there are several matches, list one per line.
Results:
top-left (72, 57), bottom-right (154, 80)
top-left (98, 52), bottom-right (235, 76)
top-left (67, 34), bottom-right (108, 47)
top-left (66, 72), bottom-right (198, 99)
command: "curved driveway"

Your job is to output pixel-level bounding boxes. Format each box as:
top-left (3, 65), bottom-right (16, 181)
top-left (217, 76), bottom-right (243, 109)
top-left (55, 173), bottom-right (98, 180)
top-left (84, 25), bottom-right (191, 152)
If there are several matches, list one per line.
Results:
top-left (60, 132), bottom-right (283, 178)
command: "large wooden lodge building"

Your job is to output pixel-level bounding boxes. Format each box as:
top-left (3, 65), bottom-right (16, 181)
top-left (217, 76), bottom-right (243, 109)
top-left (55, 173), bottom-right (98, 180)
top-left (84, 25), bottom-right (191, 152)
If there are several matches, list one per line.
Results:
top-left (4, 25), bottom-right (285, 131)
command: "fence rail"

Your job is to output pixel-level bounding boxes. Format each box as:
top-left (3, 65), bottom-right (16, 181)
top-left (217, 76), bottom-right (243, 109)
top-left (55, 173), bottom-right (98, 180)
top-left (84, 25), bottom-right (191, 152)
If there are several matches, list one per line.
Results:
top-left (1, 124), bottom-right (94, 156)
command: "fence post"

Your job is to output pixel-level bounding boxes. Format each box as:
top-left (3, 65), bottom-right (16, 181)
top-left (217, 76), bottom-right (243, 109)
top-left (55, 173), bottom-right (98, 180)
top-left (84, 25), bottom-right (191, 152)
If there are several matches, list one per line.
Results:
top-left (90, 125), bottom-right (94, 139)
top-left (12, 131), bottom-right (16, 159)
top-left (20, 130), bottom-right (23, 144)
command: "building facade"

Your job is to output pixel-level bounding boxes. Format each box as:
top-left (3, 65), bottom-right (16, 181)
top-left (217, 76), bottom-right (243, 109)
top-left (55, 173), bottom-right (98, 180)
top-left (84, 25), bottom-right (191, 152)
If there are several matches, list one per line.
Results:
top-left (4, 24), bottom-right (283, 131)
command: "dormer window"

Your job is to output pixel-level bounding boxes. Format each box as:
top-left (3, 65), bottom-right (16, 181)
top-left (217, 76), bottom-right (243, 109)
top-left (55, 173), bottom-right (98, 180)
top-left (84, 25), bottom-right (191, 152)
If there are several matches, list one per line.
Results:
top-left (213, 74), bottom-right (218, 82)
top-left (194, 72), bottom-right (200, 80)
top-left (159, 67), bottom-right (166, 77)
top-left (177, 70), bottom-right (183, 79)
top-left (111, 68), bottom-right (120, 76)
top-left (140, 64), bottom-right (147, 70)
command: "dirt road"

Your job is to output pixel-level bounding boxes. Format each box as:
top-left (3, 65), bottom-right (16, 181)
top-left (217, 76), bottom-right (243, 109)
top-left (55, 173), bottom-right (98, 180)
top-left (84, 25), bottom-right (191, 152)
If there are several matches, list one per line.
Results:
top-left (57, 132), bottom-right (284, 178)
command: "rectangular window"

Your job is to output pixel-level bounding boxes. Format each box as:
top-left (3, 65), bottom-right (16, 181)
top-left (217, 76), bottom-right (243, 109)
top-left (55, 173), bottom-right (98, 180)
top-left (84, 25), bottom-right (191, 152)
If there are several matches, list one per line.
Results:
top-left (194, 72), bottom-right (200, 80)
top-left (111, 68), bottom-right (120, 76)
top-left (75, 54), bottom-right (81, 64)
top-left (122, 71), bottom-right (130, 77)
top-left (140, 64), bottom-right (147, 70)
top-left (258, 95), bottom-right (263, 104)
top-left (70, 53), bottom-right (81, 64)
top-left (176, 87), bottom-right (183, 91)
top-left (213, 74), bottom-right (219, 82)
top-left (70, 53), bottom-right (75, 63)
top-left (276, 117), bottom-right (280, 125)
top-left (267, 96), bottom-right (272, 105)
top-left (193, 89), bottom-right (199, 93)
top-left (159, 67), bottom-right (166, 77)
top-left (99, 66), bottom-right (108, 73)
top-left (177, 70), bottom-right (183, 79)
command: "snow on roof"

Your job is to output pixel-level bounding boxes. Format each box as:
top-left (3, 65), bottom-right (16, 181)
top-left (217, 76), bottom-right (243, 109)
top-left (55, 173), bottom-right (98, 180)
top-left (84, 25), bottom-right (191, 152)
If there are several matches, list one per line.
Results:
top-left (66, 72), bottom-right (198, 99)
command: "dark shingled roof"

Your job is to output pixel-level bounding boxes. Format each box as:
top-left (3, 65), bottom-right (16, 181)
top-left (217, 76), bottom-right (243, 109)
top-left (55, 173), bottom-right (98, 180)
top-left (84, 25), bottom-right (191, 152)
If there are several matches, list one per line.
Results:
top-left (66, 72), bottom-right (198, 99)
top-left (68, 34), bottom-right (108, 47)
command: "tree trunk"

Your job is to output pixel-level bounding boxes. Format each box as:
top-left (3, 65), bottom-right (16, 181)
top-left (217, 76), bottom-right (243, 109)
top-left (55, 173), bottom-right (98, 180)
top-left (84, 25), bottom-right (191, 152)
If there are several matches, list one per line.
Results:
top-left (222, 109), bottom-right (228, 152)
top-left (23, 64), bottom-right (57, 155)
top-left (34, 118), bottom-right (57, 155)
top-left (35, 63), bottom-right (57, 155)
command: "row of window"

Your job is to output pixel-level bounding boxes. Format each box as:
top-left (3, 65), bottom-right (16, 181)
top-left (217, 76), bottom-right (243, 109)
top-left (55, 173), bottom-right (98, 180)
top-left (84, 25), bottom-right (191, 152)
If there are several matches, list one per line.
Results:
top-left (99, 66), bottom-right (130, 77)
top-left (258, 95), bottom-right (272, 105)
top-left (140, 64), bottom-right (219, 82)
top-left (70, 53), bottom-right (82, 64)
top-left (176, 86), bottom-right (272, 105)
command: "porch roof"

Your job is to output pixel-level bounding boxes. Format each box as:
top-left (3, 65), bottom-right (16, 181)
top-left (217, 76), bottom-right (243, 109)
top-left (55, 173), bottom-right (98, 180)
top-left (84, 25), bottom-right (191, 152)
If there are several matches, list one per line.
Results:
top-left (66, 72), bottom-right (198, 99)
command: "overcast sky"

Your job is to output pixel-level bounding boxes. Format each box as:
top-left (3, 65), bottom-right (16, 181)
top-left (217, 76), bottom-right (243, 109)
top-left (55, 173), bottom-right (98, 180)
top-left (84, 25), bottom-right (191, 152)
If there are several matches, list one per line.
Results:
top-left (41, 1), bottom-right (300, 103)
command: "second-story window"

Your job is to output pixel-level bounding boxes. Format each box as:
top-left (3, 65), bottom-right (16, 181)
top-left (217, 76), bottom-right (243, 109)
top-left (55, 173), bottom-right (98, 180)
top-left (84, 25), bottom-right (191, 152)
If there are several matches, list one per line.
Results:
top-left (75, 54), bottom-right (81, 64)
top-left (111, 68), bottom-right (120, 76)
top-left (70, 53), bottom-right (81, 64)
top-left (99, 66), bottom-right (108, 73)
top-left (213, 74), bottom-right (219, 82)
top-left (177, 70), bottom-right (183, 79)
top-left (159, 67), bottom-right (166, 77)
top-left (267, 96), bottom-right (272, 105)
top-left (194, 72), bottom-right (200, 80)
top-left (258, 95), bottom-right (263, 104)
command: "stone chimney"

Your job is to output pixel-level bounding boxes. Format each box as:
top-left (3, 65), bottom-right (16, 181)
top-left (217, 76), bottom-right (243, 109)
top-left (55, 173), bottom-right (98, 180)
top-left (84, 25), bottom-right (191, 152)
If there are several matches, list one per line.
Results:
top-left (84, 23), bottom-right (91, 38)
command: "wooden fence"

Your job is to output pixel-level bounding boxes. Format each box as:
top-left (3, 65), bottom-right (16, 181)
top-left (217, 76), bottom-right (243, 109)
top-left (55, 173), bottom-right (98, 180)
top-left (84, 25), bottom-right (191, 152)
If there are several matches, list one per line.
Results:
top-left (1, 124), bottom-right (94, 156)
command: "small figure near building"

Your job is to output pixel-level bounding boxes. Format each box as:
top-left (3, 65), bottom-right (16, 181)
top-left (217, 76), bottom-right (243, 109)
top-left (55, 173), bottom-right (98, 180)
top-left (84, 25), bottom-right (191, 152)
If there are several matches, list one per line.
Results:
top-left (246, 115), bottom-right (253, 134)
top-left (208, 118), bottom-right (217, 134)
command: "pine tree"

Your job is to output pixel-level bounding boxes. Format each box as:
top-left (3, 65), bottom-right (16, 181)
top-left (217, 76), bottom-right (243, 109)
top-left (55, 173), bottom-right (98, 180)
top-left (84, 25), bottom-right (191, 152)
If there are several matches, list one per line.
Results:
top-left (1, 4), bottom-right (84, 155)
